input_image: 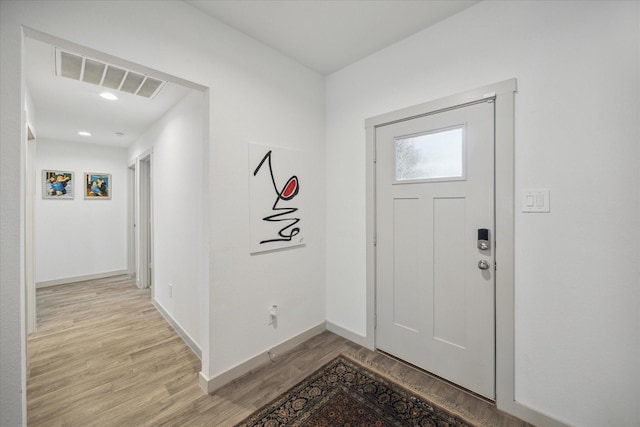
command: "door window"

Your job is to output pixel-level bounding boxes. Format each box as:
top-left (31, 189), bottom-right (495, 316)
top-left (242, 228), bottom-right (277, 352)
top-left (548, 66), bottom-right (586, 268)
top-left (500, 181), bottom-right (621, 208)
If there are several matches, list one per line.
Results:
top-left (394, 126), bottom-right (465, 182)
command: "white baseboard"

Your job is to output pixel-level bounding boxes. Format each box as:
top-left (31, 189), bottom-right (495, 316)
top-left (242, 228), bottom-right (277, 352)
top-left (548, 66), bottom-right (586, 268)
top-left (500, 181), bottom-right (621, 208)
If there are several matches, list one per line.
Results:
top-left (199, 322), bottom-right (326, 394)
top-left (326, 321), bottom-right (371, 349)
top-left (152, 300), bottom-right (202, 360)
top-left (36, 270), bottom-right (130, 288)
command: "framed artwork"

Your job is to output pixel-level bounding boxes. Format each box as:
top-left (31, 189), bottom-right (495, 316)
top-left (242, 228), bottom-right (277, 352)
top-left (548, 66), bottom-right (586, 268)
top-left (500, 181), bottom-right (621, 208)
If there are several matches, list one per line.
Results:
top-left (84, 172), bottom-right (111, 199)
top-left (42, 170), bottom-right (74, 199)
top-left (249, 143), bottom-right (305, 254)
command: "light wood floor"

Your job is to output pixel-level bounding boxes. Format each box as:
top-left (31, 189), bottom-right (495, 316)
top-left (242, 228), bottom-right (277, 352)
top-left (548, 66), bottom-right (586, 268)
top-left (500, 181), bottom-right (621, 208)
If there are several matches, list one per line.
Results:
top-left (27, 276), bottom-right (532, 426)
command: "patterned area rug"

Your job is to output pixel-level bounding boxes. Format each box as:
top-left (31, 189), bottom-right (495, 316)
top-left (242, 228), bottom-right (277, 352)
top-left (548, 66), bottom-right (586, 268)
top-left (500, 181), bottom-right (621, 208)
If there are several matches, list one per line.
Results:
top-left (235, 355), bottom-right (473, 426)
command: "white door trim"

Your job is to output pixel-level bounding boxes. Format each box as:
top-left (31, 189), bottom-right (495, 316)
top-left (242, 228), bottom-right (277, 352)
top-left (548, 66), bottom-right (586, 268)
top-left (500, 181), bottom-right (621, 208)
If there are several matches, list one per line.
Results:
top-left (25, 122), bottom-right (37, 334)
top-left (134, 150), bottom-right (153, 292)
top-left (365, 79), bottom-right (566, 427)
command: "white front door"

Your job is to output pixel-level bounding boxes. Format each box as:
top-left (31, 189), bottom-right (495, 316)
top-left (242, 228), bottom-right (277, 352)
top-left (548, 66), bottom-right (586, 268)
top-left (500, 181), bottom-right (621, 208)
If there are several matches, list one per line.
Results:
top-left (375, 99), bottom-right (495, 399)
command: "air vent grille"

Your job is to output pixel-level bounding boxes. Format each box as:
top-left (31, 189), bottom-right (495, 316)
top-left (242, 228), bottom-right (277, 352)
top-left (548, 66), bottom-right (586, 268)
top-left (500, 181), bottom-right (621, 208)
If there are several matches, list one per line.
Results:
top-left (55, 49), bottom-right (166, 99)
top-left (83, 59), bottom-right (106, 85)
top-left (120, 72), bottom-right (145, 94)
top-left (60, 51), bottom-right (82, 80)
top-left (137, 78), bottom-right (163, 98)
top-left (102, 66), bottom-right (126, 90)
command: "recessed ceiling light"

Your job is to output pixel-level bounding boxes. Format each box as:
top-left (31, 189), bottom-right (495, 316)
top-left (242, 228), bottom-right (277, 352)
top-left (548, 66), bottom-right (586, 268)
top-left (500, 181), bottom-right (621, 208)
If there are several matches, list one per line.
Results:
top-left (78, 131), bottom-right (91, 136)
top-left (99, 92), bottom-right (118, 101)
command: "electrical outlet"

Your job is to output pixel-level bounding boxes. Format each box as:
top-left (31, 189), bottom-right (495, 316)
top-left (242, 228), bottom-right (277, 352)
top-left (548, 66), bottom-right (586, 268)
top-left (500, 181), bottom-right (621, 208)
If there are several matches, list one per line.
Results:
top-left (269, 305), bottom-right (278, 327)
top-left (168, 283), bottom-right (173, 298)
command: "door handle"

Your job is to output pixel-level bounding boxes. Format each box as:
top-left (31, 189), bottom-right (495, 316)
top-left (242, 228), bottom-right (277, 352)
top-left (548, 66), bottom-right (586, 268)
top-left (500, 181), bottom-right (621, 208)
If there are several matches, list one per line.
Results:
top-left (478, 260), bottom-right (490, 270)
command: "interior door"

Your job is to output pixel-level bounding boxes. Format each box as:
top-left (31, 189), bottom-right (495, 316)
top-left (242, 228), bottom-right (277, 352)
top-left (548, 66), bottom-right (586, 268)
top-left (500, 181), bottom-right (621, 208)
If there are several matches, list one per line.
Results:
top-left (375, 99), bottom-right (495, 399)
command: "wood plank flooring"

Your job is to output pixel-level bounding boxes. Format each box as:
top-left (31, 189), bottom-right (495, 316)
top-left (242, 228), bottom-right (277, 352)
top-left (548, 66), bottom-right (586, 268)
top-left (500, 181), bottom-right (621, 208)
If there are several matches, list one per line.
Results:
top-left (28, 276), bottom-right (532, 426)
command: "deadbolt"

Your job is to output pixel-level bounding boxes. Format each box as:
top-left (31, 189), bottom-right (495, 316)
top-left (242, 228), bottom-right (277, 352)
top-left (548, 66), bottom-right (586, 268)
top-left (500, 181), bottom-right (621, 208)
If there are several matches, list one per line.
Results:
top-left (477, 228), bottom-right (490, 250)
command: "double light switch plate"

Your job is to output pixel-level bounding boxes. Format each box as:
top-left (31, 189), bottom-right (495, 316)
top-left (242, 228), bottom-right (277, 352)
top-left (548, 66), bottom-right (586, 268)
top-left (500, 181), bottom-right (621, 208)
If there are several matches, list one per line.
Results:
top-left (521, 189), bottom-right (550, 213)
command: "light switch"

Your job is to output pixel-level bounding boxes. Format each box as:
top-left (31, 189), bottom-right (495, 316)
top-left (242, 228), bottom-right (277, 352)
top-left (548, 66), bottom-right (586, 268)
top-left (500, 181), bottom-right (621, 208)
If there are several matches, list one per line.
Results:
top-left (521, 189), bottom-right (550, 213)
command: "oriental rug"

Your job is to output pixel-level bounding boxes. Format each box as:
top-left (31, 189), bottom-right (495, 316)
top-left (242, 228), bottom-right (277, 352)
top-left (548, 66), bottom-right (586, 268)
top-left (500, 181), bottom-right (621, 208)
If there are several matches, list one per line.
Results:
top-left (235, 355), bottom-right (473, 427)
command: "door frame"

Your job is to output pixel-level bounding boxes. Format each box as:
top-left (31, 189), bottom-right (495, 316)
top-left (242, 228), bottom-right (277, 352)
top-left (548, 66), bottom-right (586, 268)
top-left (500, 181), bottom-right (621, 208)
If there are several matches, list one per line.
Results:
top-left (25, 121), bottom-right (36, 335)
top-left (128, 161), bottom-right (136, 279)
top-left (365, 79), bottom-right (563, 426)
top-left (133, 150), bottom-right (153, 292)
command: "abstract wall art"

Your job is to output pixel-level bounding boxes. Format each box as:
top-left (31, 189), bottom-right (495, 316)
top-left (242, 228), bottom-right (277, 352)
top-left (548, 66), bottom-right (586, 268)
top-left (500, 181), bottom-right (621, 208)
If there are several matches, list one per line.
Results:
top-left (249, 143), bottom-right (305, 254)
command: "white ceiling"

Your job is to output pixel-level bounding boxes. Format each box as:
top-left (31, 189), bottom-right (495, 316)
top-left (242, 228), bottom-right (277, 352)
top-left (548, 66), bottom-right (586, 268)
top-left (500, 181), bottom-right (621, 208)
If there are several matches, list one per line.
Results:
top-left (26, 1), bottom-right (478, 148)
top-left (187, 0), bottom-right (479, 75)
top-left (25, 37), bottom-right (192, 148)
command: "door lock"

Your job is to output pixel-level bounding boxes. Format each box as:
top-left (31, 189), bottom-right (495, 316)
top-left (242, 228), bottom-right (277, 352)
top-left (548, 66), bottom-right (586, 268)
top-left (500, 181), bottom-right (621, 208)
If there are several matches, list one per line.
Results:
top-left (477, 228), bottom-right (490, 250)
top-left (478, 260), bottom-right (490, 270)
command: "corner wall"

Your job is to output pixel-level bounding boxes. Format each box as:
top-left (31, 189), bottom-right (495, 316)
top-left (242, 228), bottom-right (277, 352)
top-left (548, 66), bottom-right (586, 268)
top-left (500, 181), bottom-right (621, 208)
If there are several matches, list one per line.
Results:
top-left (1, 2), bottom-right (325, 424)
top-left (0, 4), bottom-right (27, 422)
top-left (128, 90), bottom-right (205, 350)
top-left (35, 140), bottom-right (129, 284)
top-left (325, 1), bottom-right (640, 426)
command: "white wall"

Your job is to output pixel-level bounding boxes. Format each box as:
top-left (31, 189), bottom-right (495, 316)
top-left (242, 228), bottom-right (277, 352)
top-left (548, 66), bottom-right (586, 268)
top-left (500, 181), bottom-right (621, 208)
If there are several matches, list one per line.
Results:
top-left (1, 6), bottom-right (27, 422)
top-left (129, 90), bottom-right (205, 350)
top-left (325, 1), bottom-right (639, 426)
top-left (1, 2), bottom-right (325, 424)
top-left (35, 140), bottom-right (129, 283)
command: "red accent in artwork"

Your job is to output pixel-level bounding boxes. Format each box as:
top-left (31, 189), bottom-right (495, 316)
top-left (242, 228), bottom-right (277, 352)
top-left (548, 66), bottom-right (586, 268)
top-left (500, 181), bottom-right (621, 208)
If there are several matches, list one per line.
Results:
top-left (282, 177), bottom-right (298, 200)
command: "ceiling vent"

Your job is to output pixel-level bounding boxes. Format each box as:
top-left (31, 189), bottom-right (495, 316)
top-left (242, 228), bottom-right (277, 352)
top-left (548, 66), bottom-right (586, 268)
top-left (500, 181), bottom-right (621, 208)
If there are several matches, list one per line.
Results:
top-left (56, 49), bottom-right (166, 99)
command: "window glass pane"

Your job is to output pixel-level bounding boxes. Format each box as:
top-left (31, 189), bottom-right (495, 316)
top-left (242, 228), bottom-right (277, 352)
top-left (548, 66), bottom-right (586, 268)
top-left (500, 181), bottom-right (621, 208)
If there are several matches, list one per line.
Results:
top-left (395, 127), bottom-right (464, 181)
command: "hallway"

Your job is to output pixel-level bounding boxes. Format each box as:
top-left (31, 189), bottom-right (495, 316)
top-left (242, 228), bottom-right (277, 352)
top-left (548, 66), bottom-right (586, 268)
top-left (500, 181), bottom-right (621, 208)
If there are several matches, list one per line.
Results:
top-left (28, 276), bottom-right (202, 425)
top-left (27, 277), bottom-right (529, 426)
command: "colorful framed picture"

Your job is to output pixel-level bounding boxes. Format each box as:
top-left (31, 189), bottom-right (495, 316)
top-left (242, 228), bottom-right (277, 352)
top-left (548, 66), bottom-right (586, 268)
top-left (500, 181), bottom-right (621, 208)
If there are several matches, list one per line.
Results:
top-left (84, 172), bottom-right (111, 199)
top-left (42, 170), bottom-right (74, 199)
